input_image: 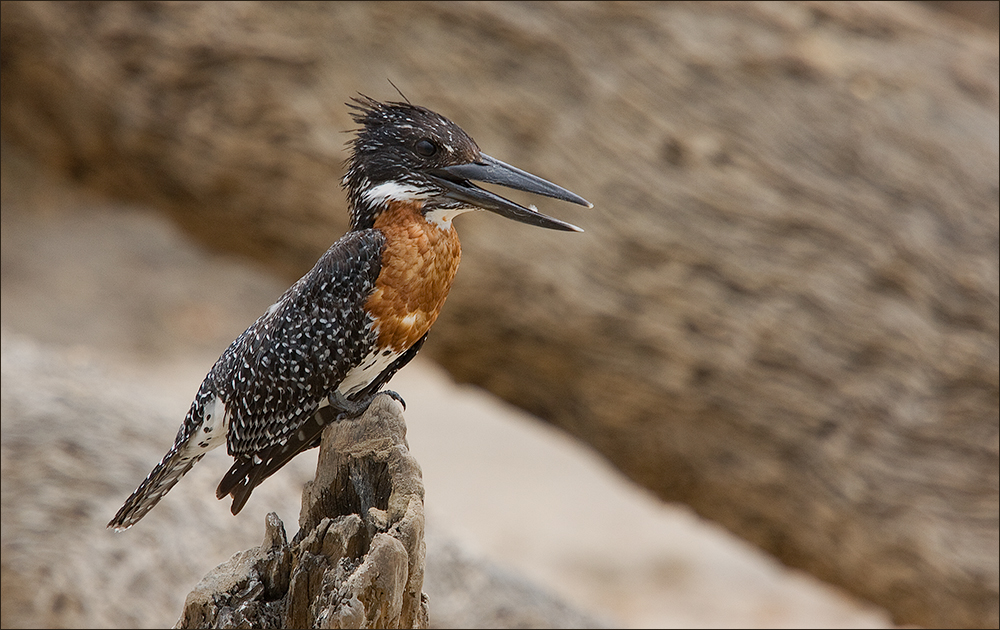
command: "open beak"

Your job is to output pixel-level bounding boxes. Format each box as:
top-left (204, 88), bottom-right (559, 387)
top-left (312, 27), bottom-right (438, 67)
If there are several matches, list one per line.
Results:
top-left (428, 154), bottom-right (591, 232)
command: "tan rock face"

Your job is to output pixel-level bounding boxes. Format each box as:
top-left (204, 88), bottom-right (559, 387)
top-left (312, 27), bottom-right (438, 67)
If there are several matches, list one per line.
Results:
top-left (1, 2), bottom-right (997, 627)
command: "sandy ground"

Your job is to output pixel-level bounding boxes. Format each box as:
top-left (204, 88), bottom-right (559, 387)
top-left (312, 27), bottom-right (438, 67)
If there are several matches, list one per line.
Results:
top-left (0, 147), bottom-right (894, 628)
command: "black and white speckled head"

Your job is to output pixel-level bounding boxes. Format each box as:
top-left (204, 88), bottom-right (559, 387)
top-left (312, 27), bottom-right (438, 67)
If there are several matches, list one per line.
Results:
top-left (345, 96), bottom-right (479, 229)
top-left (343, 96), bottom-right (590, 232)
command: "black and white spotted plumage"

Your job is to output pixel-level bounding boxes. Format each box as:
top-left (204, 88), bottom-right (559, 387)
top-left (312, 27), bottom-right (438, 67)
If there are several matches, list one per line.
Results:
top-left (109, 230), bottom-right (392, 530)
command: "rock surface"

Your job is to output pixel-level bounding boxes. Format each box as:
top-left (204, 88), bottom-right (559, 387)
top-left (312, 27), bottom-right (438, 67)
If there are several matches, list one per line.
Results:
top-left (0, 331), bottom-right (607, 629)
top-left (2, 2), bottom-right (997, 627)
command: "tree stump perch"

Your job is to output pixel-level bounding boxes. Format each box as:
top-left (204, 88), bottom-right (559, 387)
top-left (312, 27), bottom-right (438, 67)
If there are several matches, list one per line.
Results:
top-left (176, 394), bottom-right (428, 629)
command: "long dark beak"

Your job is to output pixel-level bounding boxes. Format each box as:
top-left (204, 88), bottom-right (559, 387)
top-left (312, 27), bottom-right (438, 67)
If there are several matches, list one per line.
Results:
top-left (428, 154), bottom-right (591, 232)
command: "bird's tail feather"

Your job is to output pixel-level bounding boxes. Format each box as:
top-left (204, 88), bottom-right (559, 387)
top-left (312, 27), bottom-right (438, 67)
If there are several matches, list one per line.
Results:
top-left (216, 406), bottom-right (335, 515)
top-left (107, 450), bottom-right (204, 531)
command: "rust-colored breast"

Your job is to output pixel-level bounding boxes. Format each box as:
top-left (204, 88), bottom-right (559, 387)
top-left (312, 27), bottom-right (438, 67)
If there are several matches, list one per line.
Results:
top-left (367, 201), bottom-right (462, 352)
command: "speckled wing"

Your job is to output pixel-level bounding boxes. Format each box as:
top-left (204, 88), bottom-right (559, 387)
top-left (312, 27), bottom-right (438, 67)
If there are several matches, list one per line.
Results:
top-left (211, 229), bottom-right (386, 512)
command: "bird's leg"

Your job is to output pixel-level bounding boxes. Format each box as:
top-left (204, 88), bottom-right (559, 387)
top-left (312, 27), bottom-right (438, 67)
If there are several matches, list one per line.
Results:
top-left (328, 389), bottom-right (406, 420)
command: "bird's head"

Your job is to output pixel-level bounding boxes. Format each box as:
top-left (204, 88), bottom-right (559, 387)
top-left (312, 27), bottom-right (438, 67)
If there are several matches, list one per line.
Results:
top-left (343, 96), bottom-right (591, 232)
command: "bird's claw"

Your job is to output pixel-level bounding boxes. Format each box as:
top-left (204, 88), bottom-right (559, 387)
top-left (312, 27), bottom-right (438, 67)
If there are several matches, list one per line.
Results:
top-left (381, 389), bottom-right (406, 411)
top-left (328, 389), bottom-right (406, 419)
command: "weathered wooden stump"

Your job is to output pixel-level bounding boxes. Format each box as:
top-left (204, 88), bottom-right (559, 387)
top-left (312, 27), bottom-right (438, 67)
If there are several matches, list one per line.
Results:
top-left (176, 395), bottom-right (428, 629)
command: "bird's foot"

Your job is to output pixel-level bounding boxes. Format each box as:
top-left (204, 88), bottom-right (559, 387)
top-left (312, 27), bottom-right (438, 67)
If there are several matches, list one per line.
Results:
top-left (328, 389), bottom-right (406, 420)
top-left (381, 389), bottom-right (407, 411)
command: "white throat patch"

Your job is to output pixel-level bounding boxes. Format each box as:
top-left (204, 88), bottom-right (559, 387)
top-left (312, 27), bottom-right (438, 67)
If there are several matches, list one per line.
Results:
top-left (423, 207), bottom-right (475, 229)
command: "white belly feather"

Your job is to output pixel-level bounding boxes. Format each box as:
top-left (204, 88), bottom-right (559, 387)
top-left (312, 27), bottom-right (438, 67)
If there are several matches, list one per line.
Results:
top-left (337, 348), bottom-right (403, 397)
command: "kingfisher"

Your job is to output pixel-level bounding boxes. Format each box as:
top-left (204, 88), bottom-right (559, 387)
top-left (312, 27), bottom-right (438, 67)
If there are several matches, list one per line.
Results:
top-left (108, 96), bottom-right (590, 531)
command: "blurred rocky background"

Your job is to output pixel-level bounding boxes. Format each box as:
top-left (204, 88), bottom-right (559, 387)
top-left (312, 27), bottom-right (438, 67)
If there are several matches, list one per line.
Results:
top-left (2, 2), bottom-right (997, 628)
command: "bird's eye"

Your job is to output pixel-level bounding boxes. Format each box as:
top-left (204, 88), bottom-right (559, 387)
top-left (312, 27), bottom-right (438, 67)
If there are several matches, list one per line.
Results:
top-left (415, 139), bottom-right (438, 157)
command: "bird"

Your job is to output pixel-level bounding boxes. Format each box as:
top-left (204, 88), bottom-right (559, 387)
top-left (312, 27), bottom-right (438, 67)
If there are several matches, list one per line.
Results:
top-left (108, 95), bottom-right (591, 531)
